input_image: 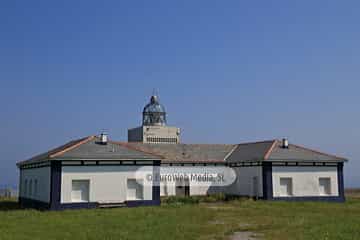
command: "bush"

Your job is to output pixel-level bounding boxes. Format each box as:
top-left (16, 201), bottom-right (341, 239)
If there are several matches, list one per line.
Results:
top-left (199, 193), bottom-right (227, 203)
top-left (161, 193), bottom-right (244, 205)
top-left (162, 196), bottom-right (200, 205)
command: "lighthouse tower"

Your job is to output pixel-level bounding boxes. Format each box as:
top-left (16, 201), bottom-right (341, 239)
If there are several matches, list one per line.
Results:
top-left (128, 95), bottom-right (180, 144)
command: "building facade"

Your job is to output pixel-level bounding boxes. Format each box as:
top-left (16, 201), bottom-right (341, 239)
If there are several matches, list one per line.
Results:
top-left (17, 95), bottom-right (347, 210)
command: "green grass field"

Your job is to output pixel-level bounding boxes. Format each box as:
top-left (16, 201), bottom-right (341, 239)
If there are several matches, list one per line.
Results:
top-left (1, 193), bottom-right (360, 240)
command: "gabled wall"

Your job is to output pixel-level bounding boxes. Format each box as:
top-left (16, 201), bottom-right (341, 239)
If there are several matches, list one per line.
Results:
top-left (272, 166), bottom-right (339, 197)
top-left (61, 165), bottom-right (154, 204)
top-left (226, 166), bottom-right (263, 197)
top-left (263, 162), bottom-right (345, 202)
top-left (19, 166), bottom-right (51, 203)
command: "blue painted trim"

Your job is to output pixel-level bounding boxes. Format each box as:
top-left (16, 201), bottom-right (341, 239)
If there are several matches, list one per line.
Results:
top-left (262, 162), bottom-right (273, 200)
top-left (337, 162), bottom-right (345, 202)
top-left (125, 200), bottom-right (160, 207)
top-left (58, 202), bottom-right (98, 210)
top-left (50, 161), bottom-right (62, 210)
top-left (18, 161), bottom-right (51, 170)
top-left (18, 169), bottom-right (22, 203)
top-left (54, 201), bottom-right (157, 210)
top-left (19, 197), bottom-right (50, 210)
top-left (272, 196), bottom-right (345, 202)
top-left (55, 200), bottom-right (159, 210)
top-left (152, 160), bottom-right (161, 205)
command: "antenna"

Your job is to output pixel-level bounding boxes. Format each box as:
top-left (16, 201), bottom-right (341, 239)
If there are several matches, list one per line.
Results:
top-left (152, 88), bottom-right (159, 97)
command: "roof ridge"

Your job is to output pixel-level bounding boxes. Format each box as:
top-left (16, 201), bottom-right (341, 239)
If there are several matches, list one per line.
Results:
top-left (119, 140), bottom-right (281, 146)
top-left (49, 136), bottom-right (96, 158)
top-left (162, 159), bottom-right (225, 163)
top-left (263, 140), bottom-right (278, 160)
top-left (223, 145), bottom-right (239, 161)
top-left (236, 139), bottom-right (277, 146)
top-left (183, 143), bottom-right (236, 146)
top-left (126, 142), bottom-right (235, 146)
top-left (110, 141), bottom-right (165, 159)
top-left (290, 143), bottom-right (347, 161)
top-left (17, 135), bottom-right (96, 166)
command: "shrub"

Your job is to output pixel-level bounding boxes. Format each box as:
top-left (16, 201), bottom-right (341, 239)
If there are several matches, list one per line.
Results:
top-left (161, 193), bottom-right (245, 205)
top-left (199, 193), bottom-right (227, 203)
top-left (162, 196), bottom-right (200, 205)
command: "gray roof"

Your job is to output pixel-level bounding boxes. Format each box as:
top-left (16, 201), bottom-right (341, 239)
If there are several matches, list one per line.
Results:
top-left (17, 136), bottom-right (161, 166)
top-left (267, 141), bottom-right (346, 162)
top-left (58, 139), bottom-right (161, 161)
top-left (125, 143), bottom-right (236, 163)
top-left (227, 140), bottom-right (346, 163)
top-left (226, 140), bottom-right (275, 162)
top-left (17, 137), bottom-right (347, 167)
top-left (17, 136), bottom-right (91, 166)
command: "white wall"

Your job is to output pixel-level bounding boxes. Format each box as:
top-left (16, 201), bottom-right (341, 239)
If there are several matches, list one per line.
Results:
top-left (159, 166), bottom-right (231, 197)
top-left (160, 181), bottom-right (176, 196)
top-left (20, 167), bottom-right (51, 203)
top-left (159, 166), bottom-right (261, 197)
top-left (142, 126), bottom-right (180, 144)
top-left (226, 166), bottom-right (263, 197)
top-left (272, 166), bottom-right (339, 197)
top-left (160, 181), bottom-right (217, 196)
top-left (61, 166), bottom-right (154, 204)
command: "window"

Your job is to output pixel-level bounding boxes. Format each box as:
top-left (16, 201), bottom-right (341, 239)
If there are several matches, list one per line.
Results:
top-left (71, 180), bottom-right (90, 202)
top-left (319, 178), bottom-right (331, 195)
top-left (279, 178), bottom-right (293, 196)
top-left (29, 180), bottom-right (33, 196)
top-left (34, 179), bottom-right (38, 197)
top-left (175, 180), bottom-right (190, 197)
top-left (127, 179), bottom-right (144, 200)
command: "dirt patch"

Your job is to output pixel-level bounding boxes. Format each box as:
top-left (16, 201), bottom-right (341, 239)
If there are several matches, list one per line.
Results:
top-left (206, 205), bottom-right (236, 210)
top-left (209, 220), bottom-right (225, 225)
top-left (230, 231), bottom-right (262, 240)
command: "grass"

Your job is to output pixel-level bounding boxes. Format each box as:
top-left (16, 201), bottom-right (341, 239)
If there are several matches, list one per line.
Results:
top-left (0, 193), bottom-right (360, 240)
top-left (161, 192), bottom-right (229, 204)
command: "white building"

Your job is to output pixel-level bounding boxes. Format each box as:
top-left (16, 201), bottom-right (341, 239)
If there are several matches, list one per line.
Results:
top-left (17, 95), bottom-right (347, 210)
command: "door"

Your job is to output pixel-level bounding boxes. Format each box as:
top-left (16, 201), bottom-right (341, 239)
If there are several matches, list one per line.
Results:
top-left (175, 180), bottom-right (190, 197)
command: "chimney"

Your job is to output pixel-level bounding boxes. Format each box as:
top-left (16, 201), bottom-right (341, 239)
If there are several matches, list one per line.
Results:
top-left (282, 138), bottom-right (289, 149)
top-left (100, 132), bottom-right (108, 145)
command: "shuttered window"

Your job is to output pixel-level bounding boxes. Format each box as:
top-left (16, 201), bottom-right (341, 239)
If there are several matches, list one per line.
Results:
top-left (127, 179), bottom-right (144, 200)
top-left (319, 178), bottom-right (331, 195)
top-left (279, 178), bottom-right (293, 196)
top-left (71, 180), bottom-right (90, 202)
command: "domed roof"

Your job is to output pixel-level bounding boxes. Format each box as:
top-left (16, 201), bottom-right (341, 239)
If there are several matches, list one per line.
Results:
top-left (142, 95), bottom-right (167, 126)
top-left (143, 95), bottom-right (166, 113)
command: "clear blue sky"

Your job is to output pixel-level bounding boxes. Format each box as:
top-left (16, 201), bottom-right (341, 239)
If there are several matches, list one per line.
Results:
top-left (1, 0), bottom-right (359, 188)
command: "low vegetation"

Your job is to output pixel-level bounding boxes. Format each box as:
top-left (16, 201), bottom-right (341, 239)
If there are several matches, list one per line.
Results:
top-left (162, 192), bottom-right (229, 204)
top-left (0, 192), bottom-right (359, 240)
